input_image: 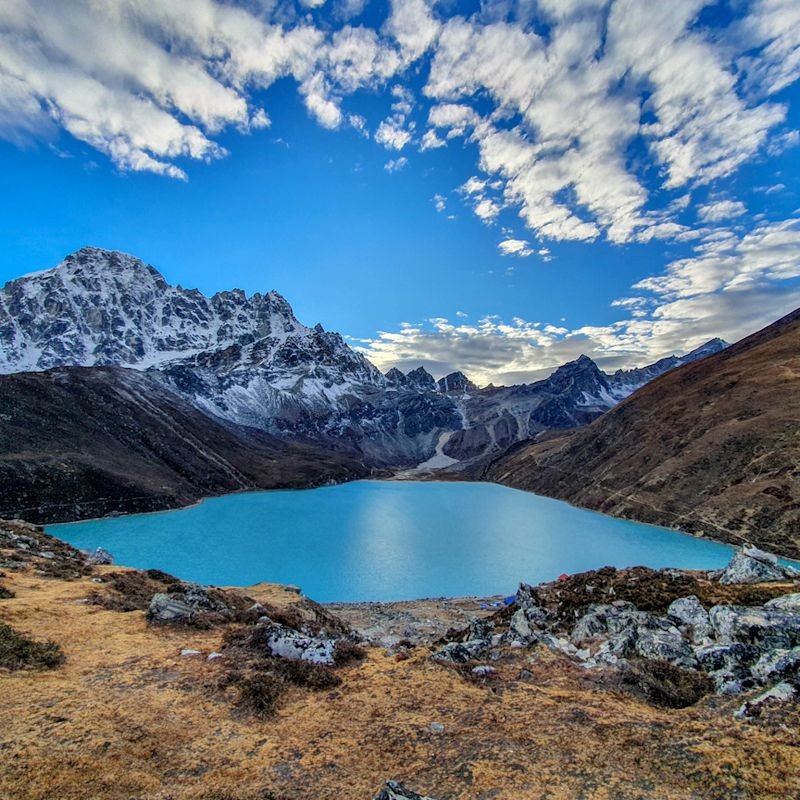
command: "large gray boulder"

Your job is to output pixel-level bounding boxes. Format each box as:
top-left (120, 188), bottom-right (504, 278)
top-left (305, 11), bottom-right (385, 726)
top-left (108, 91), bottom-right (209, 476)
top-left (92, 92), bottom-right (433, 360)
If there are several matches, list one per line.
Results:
top-left (570, 602), bottom-right (649, 646)
top-left (433, 639), bottom-right (489, 664)
top-left (261, 622), bottom-right (336, 665)
top-left (508, 606), bottom-right (547, 643)
top-left (146, 583), bottom-right (230, 625)
top-left (719, 547), bottom-right (796, 584)
top-left (86, 547), bottom-right (114, 565)
top-left (147, 593), bottom-right (196, 625)
top-left (765, 593), bottom-right (800, 614)
top-left (709, 605), bottom-right (800, 650)
top-left (694, 642), bottom-right (760, 694)
top-left (667, 596), bottom-right (711, 643)
top-left (635, 625), bottom-right (696, 667)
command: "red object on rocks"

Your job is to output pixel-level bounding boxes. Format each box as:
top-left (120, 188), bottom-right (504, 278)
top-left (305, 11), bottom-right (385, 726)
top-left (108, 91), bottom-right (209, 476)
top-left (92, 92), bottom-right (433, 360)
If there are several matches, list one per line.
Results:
top-left (557, 573), bottom-right (570, 582)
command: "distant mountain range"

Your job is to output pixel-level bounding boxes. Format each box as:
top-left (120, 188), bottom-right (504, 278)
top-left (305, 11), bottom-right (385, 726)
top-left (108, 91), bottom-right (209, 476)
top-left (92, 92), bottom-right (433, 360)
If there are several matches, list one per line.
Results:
top-left (0, 247), bottom-right (728, 478)
top-left (485, 308), bottom-right (800, 558)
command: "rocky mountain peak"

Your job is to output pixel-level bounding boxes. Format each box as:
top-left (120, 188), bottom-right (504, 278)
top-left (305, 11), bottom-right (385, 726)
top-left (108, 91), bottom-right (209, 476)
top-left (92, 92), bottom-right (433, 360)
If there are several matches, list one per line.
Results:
top-left (437, 371), bottom-right (478, 394)
top-left (405, 366), bottom-right (437, 391)
top-left (0, 247), bottom-right (315, 373)
top-left (687, 338), bottom-right (729, 357)
top-left (385, 367), bottom-right (407, 384)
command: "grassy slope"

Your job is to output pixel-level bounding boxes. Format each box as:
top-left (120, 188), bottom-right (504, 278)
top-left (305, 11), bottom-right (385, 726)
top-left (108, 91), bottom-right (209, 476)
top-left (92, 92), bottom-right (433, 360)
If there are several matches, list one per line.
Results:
top-left (1, 563), bottom-right (799, 800)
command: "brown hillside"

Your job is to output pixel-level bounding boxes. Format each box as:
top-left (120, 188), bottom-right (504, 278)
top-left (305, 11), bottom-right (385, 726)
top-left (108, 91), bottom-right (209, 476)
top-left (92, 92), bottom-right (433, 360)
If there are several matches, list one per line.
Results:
top-left (485, 308), bottom-right (800, 557)
top-left (0, 367), bottom-right (368, 523)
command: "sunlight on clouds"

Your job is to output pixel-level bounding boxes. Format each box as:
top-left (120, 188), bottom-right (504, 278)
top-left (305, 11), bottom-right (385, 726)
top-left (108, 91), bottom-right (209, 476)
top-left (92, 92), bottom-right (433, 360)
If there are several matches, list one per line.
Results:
top-left (1, 0), bottom-right (799, 386)
top-left (360, 215), bottom-right (800, 385)
top-left (0, 0), bottom-right (796, 245)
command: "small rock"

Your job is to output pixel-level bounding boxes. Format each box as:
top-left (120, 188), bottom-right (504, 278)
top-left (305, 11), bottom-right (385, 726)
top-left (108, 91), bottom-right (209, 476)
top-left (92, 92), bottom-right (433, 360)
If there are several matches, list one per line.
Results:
top-left (429, 722), bottom-right (445, 734)
top-left (471, 665), bottom-right (496, 676)
top-left (734, 682), bottom-right (795, 720)
top-left (180, 649), bottom-right (201, 657)
top-left (207, 652), bottom-right (223, 661)
top-left (86, 547), bottom-right (114, 565)
top-left (374, 780), bottom-right (437, 800)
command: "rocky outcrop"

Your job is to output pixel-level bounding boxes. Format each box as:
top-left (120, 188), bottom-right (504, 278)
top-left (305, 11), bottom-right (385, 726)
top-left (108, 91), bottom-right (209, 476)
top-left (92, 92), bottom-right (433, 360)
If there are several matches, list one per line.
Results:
top-left (0, 518), bottom-right (91, 579)
top-left (433, 549), bottom-right (800, 712)
top-left (719, 546), bottom-right (797, 584)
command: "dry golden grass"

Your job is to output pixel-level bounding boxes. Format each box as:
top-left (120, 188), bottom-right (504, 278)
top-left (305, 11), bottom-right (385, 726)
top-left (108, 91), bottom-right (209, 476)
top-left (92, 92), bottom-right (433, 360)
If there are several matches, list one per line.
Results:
top-left (2, 566), bottom-right (799, 800)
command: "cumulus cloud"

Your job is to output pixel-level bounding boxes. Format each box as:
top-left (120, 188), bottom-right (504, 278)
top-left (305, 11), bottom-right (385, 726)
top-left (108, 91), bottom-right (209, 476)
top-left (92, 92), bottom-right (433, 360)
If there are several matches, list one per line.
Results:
top-left (375, 117), bottom-right (412, 149)
top-left (697, 200), bottom-right (747, 223)
top-left (498, 238), bottom-right (533, 257)
top-left (0, 0), bottom-right (797, 232)
top-left (384, 156), bottom-right (408, 172)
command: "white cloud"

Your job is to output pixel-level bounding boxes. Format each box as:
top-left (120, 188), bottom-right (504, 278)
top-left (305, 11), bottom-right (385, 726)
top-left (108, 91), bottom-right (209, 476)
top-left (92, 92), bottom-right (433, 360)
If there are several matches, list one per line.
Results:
top-left (433, 193), bottom-right (446, 212)
top-left (375, 117), bottom-right (412, 149)
top-left (697, 200), bottom-right (747, 223)
top-left (360, 215), bottom-right (800, 385)
top-left (348, 113), bottom-right (368, 135)
top-left (0, 0), bottom-right (797, 255)
top-left (384, 156), bottom-right (408, 172)
top-left (498, 238), bottom-right (533, 257)
top-left (383, 0), bottom-right (440, 63)
top-left (420, 128), bottom-right (445, 149)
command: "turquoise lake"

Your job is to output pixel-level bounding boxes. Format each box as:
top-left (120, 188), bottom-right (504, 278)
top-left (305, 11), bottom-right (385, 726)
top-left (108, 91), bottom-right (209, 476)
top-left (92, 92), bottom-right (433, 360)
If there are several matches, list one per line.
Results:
top-left (50, 480), bottom-right (735, 602)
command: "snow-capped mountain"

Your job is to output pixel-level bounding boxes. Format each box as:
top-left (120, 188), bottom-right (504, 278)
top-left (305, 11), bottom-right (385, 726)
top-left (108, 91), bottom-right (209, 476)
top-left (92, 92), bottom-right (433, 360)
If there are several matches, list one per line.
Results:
top-left (0, 247), bottom-right (339, 372)
top-left (0, 247), bottom-right (727, 469)
top-left (0, 247), bottom-right (456, 465)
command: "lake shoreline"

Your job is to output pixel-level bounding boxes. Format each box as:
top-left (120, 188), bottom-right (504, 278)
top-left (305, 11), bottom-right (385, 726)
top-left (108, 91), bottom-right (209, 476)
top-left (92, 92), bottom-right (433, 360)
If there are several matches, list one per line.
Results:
top-left (49, 481), bottom-right (739, 602)
top-left (43, 466), bottom-right (794, 562)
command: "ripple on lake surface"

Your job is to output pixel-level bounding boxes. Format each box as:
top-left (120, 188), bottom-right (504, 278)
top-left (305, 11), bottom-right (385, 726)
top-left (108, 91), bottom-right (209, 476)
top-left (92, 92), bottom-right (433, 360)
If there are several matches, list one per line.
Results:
top-left (50, 480), bottom-right (734, 602)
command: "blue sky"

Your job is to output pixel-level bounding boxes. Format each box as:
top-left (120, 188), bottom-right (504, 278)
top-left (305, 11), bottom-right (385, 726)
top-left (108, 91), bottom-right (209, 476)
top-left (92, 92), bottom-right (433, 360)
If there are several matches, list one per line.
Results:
top-left (0, 0), bottom-right (798, 383)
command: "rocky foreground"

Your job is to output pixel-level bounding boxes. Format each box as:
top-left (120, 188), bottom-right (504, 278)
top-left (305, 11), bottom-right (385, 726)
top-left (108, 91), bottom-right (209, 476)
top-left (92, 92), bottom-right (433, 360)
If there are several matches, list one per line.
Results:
top-left (2, 519), bottom-right (800, 799)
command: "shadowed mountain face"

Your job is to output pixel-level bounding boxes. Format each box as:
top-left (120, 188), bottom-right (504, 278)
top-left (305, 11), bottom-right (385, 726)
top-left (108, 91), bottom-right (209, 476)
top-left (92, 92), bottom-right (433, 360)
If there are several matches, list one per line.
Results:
top-left (485, 308), bottom-right (800, 558)
top-left (0, 247), bottom-right (728, 470)
top-left (0, 367), bottom-right (369, 523)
